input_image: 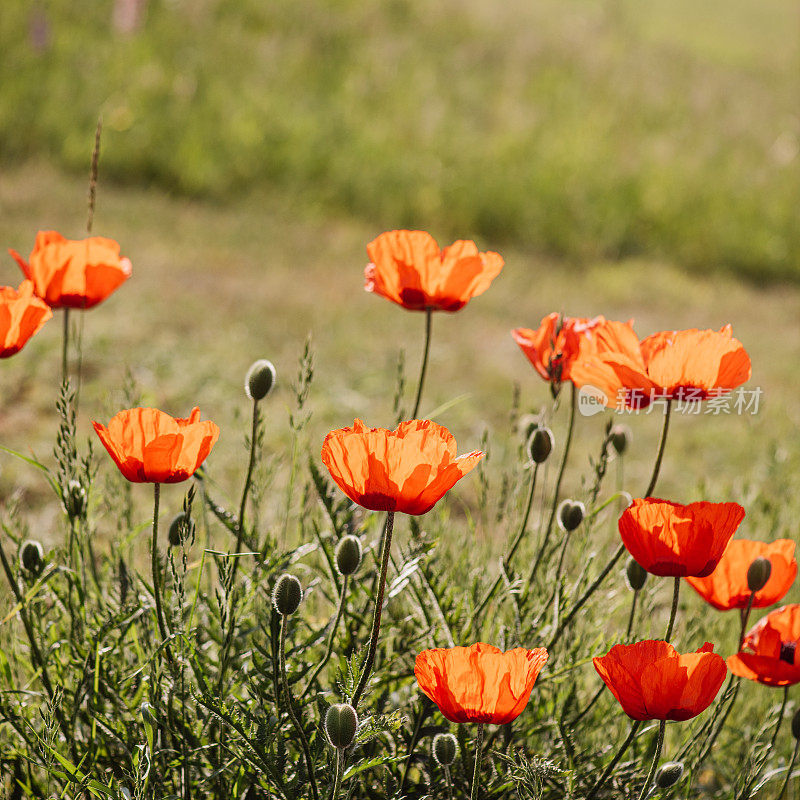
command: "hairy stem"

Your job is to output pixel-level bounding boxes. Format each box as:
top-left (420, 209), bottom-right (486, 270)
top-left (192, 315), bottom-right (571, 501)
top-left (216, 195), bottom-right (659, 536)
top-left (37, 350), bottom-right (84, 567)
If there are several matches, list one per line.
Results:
top-left (352, 511), bottom-right (395, 708)
top-left (61, 309), bottom-right (70, 385)
top-left (229, 398), bottom-right (259, 588)
top-left (470, 723), bottom-right (485, 800)
top-left (778, 736), bottom-right (800, 800)
top-left (664, 576), bottom-right (680, 641)
top-left (151, 483), bottom-right (172, 662)
top-left (637, 719), bottom-right (666, 800)
top-left (411, 307), bottom-right (433, 418)
top-left (329, 747), bottom-right (344, 800)
top-left (645, 400), bottom-right (672, 498)
top-left (280, 616), bottom-right (320, 800)
top-left (529, 383), bottom-right (577, 585)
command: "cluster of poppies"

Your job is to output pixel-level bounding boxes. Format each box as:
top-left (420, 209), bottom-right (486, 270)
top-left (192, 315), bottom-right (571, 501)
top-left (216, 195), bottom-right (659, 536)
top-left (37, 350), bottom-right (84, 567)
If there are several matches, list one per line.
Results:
top-left (4, 226), bottom-right (796, 795)
top-left (1, 230), bottom-right (132, 356)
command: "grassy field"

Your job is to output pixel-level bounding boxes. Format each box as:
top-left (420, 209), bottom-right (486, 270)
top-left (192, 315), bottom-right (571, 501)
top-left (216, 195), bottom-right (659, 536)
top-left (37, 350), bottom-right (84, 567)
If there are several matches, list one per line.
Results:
top-left (1, 0), bottom-right (798, 279)
top-left (1, 160), bottom-right (798, 547)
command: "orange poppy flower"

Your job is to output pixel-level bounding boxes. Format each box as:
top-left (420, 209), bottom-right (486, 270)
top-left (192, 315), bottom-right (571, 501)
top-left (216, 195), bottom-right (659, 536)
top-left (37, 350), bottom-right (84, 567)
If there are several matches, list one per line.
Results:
top-left (512, 313), bottom-right (638, 386)
top-left (93, 407), bottom-right (219, 483)
top-left (10, 230), bottom-right (132, 309)
top-left (321, 419), bottom-right (482, 516)
top-left (364, 230), bottom-right (503, 312)
top-left (686, 539), bottom-right (797, 611)
top-left (619, 498), bottom-right (745, 577)
top-left (571, 326), bottom-right (751, 409)
top-left (593, 640), bottom-right (727, 721)
top-left (415, 643), bottom-right (549, 724)
top-left (0, 280), bottom-right (52, 358)
top-left (727, 605), bottom-right (800, 687)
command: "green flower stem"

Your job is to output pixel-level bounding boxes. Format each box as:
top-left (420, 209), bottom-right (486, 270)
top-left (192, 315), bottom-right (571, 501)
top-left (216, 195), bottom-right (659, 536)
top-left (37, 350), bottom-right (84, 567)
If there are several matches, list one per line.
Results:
top-left (664, 576), bottom-right (680, 641)
top-left (645, 399), bottom-right (672, 498)
top-left (411, 307), bottom-right (433, 418)
top-left (302, 575), bottom-right (349, 699)
top-left (151, 482), bottom-right (173, 662)
top-left (329, 747), bottom-right (344, 800)
top-left (528, 383), bottom-right (577, 585)
top-left (352, 510), bottom-right (395, 708)
top-left (469, 463), bottom-right (539, 632)
top-left (739, 591), bottom-right (756, 650)
top-left (444, 765), bottom-right (454, 800)
top-left (778, 735), bottom-right (800, 800)
top-left (280, 615), bottom-right (320, 800)
top-left (585, 720), bottom-right (642, 800)
top-left (61, 310), bottom-right (70, 384)
top-left (470, 723), bottom-right (485, 800)
top-left (637, 719), bottom-right (666, 800)
top-left (229, 398), bottom-right (259, 589)
top-left (627, 588), bottom-right (640, 639)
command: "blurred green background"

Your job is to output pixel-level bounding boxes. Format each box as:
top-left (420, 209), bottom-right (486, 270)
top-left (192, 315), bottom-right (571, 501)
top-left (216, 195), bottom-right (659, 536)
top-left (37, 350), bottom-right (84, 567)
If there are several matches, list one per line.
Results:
top-left (2, 0), bottom-right (798, 280)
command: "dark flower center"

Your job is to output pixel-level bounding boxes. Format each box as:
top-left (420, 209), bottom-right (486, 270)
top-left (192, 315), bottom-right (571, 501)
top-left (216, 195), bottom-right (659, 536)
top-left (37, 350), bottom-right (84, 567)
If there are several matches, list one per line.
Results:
top-left (780, 642), bottom-right (796, 665)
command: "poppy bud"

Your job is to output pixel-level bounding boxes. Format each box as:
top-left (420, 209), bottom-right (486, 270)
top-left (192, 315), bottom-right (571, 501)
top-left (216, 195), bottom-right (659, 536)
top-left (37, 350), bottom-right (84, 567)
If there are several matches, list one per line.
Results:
top-left (746, 557), bottom-right (772, 593)
top-left (432, 732), bottom-right (458, 766)
top-left (793, 708), bottom-right (800, 740)
top-left (325, 703), bottom-right (358, 749)
top-left (625, 558), bottom-right (648, 592)
top-left (65, 479), bottom-right (86, 520)
top-left (168, 511), bottom-right (195, 547)
top-left (557, 500), bottom-right (585, 533)
top-left (609, 424), bottom-right (632, 456)
top-left (527, 427), bottom-right (554, 464)
top-left (273, 573), bottom-right (302, 616)
top-left (19, 540), bottom-right (44, 575)
top-left (245, 359), bottom-right (277, 402)
top-left (335, 535), bottom-right (362, 576)
top-left (655, 761), bottom-right (684, 789)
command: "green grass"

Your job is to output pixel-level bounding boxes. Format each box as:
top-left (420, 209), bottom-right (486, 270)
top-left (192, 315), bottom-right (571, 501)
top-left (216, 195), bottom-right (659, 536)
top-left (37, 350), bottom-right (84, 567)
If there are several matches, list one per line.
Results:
top-left (1, 164), bottom-right (800, 796)
top-left (1, 0), bottom-right (798, 280)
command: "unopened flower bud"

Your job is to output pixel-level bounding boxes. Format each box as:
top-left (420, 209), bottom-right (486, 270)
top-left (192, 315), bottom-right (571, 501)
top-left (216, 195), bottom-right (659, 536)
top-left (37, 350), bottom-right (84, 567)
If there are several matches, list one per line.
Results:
top-left (65, 479), bottom-right (86, 520)
top-left (245, 359), bottom-right (277, 401)
top-left (19, 540), bottom-right (44, 575)
top-left (747, 557), bottom-right (772, 593)
top-left (625, 558), bottom-right (648, 592)
top-left (557, 500), bottom-right (585, 533)
top-left (655, 761), bottom-right (684, 789)
top-left (528, 427), bottom-right (554, 464)
top-left (325, 703), bottom-right (358, 749)
top-left (609, 424), bottom-right (632, 456)
top-left (168, 511), bottom-right (195, 547)
top-left (335, 535), bottom-right (362, 576)
top-left (432, 732), bottom-right (458, 766)
top-left (792, 708), bottom-right (800, 740)
top-left (273, 573), bottom-right (302, 616)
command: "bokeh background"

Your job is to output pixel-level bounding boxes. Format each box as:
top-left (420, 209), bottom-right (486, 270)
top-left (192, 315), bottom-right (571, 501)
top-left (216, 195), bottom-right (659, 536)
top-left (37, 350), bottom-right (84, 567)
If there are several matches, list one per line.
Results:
top-left (1, 0), bottom-right (799, 541)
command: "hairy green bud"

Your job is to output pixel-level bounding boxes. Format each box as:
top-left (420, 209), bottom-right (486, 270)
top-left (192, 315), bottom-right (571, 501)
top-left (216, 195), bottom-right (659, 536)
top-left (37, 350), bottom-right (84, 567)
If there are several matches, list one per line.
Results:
top-left (609, 424), bottom-right (632, 456)
top-left (168, 511), bottom-right (195, 547)
top-left (65, 479), bottom-right (86, 520)
top-left (325, 703), bottom-right (358, 749)
top-left (19, 540), bottom-right (44, 576)
top-left (557, 499), bottom-right (585, 532)
top-left (335, 535), bottom-right (362, 576)
top-left (432, 732), bottom-right (458, 766)
top-left (655, 761), bottom-right (684, 789)
top-left (273, 573), bottom-right (302, 616)
top-left (747, 557), bottom-right (772, 593)
top-left (245, 359), bottom-right (277, 401)
top-left (528, 426), bottom-right (554, 464)
top-left (625, 558), bottom-right (648, 592)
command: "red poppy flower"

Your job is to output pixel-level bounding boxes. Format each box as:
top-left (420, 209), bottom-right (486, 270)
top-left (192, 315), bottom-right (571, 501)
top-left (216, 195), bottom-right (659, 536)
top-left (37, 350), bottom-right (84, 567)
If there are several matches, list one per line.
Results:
top-left (415, 643), bottom-right (549, 724)
top-left (93, 407), bottom-right (219, 483)
top-left (10, 230), bottom-right (132, 309)
top-left (321, 419), bottom-right (482, 515)
top-left (686, 539), bottom-right (796, 611)
top-left (593, 640), bottom-right (727, 721)
top-left (619, 498), bottom-right (745, 578)
top-left (512, 313), bottom-right (638, 386)
top-left (364, 230), bottom-right (503, 312)
top-left (728, 605), bottom-right (800, 687)
top-left (0, 280), bottom-right (52, 358)
top-left (570, 326), bottom-right (751, 409)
